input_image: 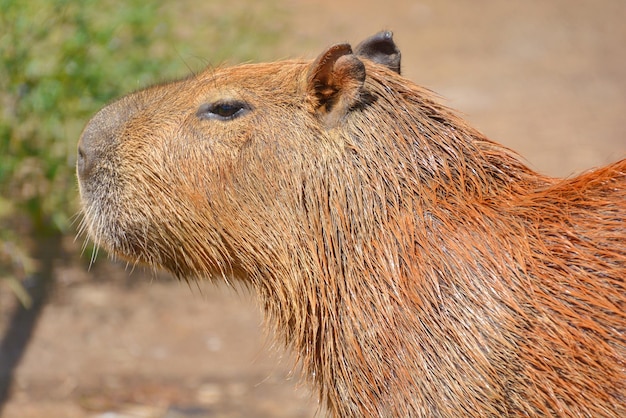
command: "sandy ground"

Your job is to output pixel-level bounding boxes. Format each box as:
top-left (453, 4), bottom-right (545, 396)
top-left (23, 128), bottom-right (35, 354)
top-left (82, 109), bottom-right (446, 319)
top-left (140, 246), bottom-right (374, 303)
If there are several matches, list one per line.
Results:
top-left (2, 1), bottom-right (625, 417)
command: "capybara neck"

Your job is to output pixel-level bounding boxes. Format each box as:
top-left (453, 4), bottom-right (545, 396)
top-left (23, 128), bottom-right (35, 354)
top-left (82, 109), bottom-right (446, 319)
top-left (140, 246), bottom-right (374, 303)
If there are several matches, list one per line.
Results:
top-left (77, 32), bottom-right (626, 417)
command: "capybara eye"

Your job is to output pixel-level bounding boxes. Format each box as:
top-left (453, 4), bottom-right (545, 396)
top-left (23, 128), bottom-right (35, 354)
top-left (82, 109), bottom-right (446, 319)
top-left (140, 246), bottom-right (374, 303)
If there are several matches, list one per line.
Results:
top-left (196, 100), bottom-right (251, 121)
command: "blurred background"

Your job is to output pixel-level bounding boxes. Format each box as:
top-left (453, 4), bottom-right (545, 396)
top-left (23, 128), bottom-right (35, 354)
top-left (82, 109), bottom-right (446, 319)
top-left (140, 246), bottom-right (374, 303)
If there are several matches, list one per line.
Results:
top-left (1, 0), bottom-right (624, 417)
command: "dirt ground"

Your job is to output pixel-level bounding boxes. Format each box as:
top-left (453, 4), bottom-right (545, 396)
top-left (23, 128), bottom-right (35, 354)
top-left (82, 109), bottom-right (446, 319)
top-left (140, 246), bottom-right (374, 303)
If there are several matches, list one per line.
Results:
top-left (2, 1), bottom-right (625, 417)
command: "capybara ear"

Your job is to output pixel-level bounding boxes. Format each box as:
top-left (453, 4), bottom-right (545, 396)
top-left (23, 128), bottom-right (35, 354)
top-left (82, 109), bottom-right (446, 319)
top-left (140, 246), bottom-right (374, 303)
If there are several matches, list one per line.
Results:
top-left (354, 31), bottom-right (401, 74)
top-left (307, 43), bottom-right (366, 127)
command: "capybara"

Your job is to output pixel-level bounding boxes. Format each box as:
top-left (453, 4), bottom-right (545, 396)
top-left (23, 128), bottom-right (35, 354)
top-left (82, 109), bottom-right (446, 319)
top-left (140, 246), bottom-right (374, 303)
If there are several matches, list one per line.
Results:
top-left (77, 32), bottom-right (625, 417)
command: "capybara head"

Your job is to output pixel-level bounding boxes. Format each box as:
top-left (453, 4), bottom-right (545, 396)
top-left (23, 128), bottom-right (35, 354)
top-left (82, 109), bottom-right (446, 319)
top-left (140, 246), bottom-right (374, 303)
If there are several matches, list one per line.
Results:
top-left (77, 32), bottom-right (625, 417)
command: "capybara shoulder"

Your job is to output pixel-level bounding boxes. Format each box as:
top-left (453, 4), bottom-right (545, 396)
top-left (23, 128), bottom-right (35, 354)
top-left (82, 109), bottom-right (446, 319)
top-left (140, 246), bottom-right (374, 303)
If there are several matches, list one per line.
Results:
top-left (78, 31), bottom-right (626, 417)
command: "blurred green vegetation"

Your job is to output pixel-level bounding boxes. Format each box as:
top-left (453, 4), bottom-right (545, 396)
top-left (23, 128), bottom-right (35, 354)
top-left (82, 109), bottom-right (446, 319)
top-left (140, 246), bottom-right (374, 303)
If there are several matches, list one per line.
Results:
top-left (0, 0), bottom-right (285, 304)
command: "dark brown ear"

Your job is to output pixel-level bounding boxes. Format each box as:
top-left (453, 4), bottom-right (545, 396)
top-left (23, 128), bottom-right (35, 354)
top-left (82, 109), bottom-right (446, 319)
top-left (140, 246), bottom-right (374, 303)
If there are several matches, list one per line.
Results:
top-left (354, 31), bottom-right (401, 74)
top-left (307, 44), bottom-right (366, 127)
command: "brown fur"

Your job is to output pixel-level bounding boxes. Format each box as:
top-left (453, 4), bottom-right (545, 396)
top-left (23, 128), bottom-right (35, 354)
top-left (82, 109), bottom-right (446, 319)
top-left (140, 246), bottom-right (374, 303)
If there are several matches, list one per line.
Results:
top-left (77, 33), bottom-right (625, 417)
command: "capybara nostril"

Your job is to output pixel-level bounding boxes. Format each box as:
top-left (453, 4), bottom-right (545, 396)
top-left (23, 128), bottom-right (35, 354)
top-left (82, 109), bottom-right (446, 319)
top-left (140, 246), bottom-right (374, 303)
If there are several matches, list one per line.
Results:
top-left (76, 133), bottom-right (93, 180)
top-left (76, 106), bottom-right (108, 183)
top-left (76, 93), bottom-right (141, 187)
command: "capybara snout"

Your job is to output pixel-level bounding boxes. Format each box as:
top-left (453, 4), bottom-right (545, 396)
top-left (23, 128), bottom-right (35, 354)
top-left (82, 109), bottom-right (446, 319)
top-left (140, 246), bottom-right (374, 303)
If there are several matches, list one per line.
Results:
top-left (78, 32), bottom-right (625, 417)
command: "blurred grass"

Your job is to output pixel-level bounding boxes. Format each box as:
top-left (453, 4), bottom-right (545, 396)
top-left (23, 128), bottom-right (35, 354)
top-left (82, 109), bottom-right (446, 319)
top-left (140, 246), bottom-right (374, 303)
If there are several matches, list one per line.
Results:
top-left (0, 0), bottom-right (286, 302)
